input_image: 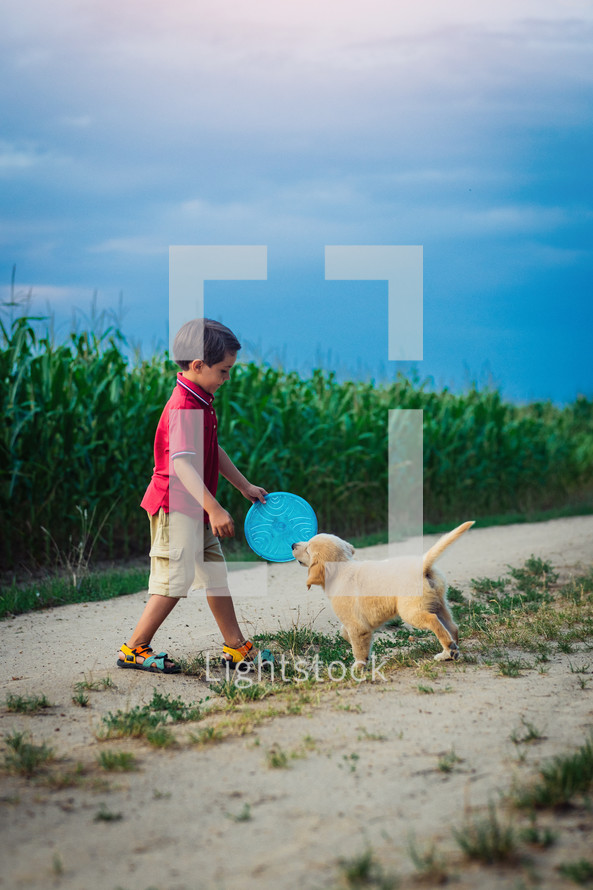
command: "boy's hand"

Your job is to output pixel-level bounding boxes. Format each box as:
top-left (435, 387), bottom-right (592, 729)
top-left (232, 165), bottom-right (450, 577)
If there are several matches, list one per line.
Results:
top-left (208, 504), bottom-right (235, 538)
top-left (242, 483), bottom-right (268, 504)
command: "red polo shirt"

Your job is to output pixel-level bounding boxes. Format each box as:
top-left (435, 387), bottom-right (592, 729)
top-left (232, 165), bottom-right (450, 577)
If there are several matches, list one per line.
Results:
top-left (140, 373), bottom-right (219, 521)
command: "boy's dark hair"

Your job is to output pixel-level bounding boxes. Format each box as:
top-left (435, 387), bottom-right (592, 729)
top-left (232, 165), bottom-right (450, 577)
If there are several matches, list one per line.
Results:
top-left (173, 318), bottom-right (241, 369)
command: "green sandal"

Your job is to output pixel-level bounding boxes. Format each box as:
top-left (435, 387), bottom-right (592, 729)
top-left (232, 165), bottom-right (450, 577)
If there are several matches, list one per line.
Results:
top-left (117, 643), bottom-right (181, 674)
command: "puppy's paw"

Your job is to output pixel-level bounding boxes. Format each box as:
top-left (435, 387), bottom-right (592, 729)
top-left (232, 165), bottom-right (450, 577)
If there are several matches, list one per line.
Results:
top-left (434, 642), bottom-right (460, 662)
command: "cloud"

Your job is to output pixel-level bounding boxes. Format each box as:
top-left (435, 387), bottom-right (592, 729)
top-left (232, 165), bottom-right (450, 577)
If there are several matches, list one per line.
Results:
top-left (89, 237), bottom-right (168, 256)
top-left (58, 114), bottom-right (93, 129)
top-left (0, 282), bottom-right (93, 305)
top-left (0, 141), bottom-right (44, 171)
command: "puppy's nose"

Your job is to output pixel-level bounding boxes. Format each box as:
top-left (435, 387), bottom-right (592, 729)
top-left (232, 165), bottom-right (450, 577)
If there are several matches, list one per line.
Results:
top-left (291, 543), bottom-right (297, 550)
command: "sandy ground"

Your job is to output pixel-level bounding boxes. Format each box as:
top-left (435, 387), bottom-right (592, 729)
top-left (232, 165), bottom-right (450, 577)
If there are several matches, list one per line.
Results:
top-left (1, 515), bottom-right (593, 890)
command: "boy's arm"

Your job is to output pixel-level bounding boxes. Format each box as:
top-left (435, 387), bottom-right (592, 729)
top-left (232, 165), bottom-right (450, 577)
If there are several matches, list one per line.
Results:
top-left (172, 456), bottom-right (235, 538)
top-left (218, 446), bottom-right (268, 504)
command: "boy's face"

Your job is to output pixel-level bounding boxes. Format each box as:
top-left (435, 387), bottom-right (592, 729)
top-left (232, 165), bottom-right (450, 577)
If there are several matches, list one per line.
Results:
top-left (186, 352), bottom-right (237, 394)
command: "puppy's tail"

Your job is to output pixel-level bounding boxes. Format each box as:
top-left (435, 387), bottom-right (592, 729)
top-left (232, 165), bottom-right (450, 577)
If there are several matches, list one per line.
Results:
top-left (423, 521), bottom-right (475, 572)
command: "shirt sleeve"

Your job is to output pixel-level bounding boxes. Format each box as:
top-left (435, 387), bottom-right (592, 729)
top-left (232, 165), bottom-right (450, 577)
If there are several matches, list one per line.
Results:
top-left (169, 407), bottom-right (204, 461)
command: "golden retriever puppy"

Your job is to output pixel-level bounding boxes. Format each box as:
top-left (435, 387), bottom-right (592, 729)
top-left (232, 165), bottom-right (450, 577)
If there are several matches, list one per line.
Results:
top-left (292, 522), bottom-right (474, 665)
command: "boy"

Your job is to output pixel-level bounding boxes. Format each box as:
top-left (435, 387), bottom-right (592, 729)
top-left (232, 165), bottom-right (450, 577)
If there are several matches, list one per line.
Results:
top-left (117, 318), bottom-right (268, 673)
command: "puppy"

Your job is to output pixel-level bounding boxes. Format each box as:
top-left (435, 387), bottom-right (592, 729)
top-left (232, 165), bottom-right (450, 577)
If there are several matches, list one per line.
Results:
top-left (292, 522), bottom-right (474, 664)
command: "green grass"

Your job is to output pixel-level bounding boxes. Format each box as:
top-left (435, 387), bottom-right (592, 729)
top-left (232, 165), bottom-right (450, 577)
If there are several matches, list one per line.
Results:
top-left (3, 730), bottom-right (54, 777)
top-left (266, 746), bottom-right (291, 769)
top-left (448, 563), bottom-right (593, 665)
top-left (74, 676), bottom-right (115, 693)
top-left (96, 750), bottom-right (138, 772)
top-left (513, 734), bottom-right (593, 809)
top-left (510, 718), bottom-right (545, 746)
top-left (94, 804), bottom-right (123, 822)
top-left (189, 726), bottom-right (224, 746)
top-left (254, 627), bottom-right (352, 667)
top-left (497, 657), bottom-right (531, 678)
top-left (337, 847), bottom-right (398, 889)
top-left (453, 802), bottom-right (518, 864)
top-left (5, 693), bottom-right (52, 714)
top-left (147, 689), bottom-right (202, 722)
top-left (144, 726), bottom-right (176, 748)
top-left (558, 860), bottom-right (593, 885)
top-left (176, 653), bottom-right (207, 677)
top-left (407, 833), bottom-right (448, 883)
top-left (518, 818), bottom-right (556, 849)
top-left (437, 748), bottom-right (462, 773)
top-left (212, 679), bottom-right (272, 702)
top-left (98, 690), bottom-right (203, 741)
top-left (0, 566), bottom-right (149, 620)
top-left (226, 803), bottom-right (252, 822)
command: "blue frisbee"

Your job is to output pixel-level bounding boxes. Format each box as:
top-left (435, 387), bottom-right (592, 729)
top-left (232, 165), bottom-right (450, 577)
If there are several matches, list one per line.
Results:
top-left (244, 492), bottom-right (318, 562)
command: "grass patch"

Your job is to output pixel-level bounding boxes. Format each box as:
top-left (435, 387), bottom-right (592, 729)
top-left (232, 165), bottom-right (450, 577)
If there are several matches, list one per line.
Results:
top-left (452, 562), bottom-right (593, 666)
top-left (453, 802), bottom-right (518, 864)
top-left (437, 748), bottom-right (462, 773)
top-left (148, 689), bottom-right (202, 722)
top-left (266, 745), bottom-right (291, 769)
top-left (43, 762), bottom-right (88, 790)
top-left (518, 817), bottom-right (556, 849)
top-left (98, 689), bottom-right (202, 741)
top-left (407, 833), bottom-right (448, 884)
top-left (226, 802), bottom-right (252, 822)
top-left (93, 804), bottom-right (123, 823)
top-left (5, 693), bottom-right (52, 714)
top-left (211, 679), bottom-right (273, 702)
top-left (176, 653), bottom-right (207, 677)
top-left (0, 566), bottom-right (149, 620)
top-left (97, 750), bottom-right (138, 772)
top-left (99, 706), bottom-right (164, 740)
top-left (510, 718), bottom-right (546, 746)
top-left (337, 847), bottom-right (398, 888)
top-left (253, 626), bottom-right (354, 671)
top-left (189, 726), bottom-right (225, 747)
top-left (497, 657), bottom-right (531, 677)
top-left (74, 676), bottom-right (115, 692)
top-left (144, 726), bottom-right (176, 748)
top-left (513, 734), bottom-right (593, 809)
top-left (72, 690), bottom-right (90, 707)
top-left (558, 860), bottom-right (593, 885)
top-left (3, 730), bottom-right (54, 777)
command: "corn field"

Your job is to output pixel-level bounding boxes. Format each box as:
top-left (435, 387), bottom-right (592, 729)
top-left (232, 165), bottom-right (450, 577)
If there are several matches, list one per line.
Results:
top-left (1, 312), bottom-right (592, 571)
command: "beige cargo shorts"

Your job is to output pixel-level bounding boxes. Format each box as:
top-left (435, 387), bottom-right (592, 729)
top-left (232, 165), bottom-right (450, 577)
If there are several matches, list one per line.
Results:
top-left (147, 508), bottom-right (228, 597)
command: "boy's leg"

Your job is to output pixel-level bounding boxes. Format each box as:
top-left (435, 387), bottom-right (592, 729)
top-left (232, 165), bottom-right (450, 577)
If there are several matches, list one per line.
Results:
top-left (206, 587), bottom-right (245, 648)
top-left (196, 525), bottom-right (246, 648)
top-left (117, 509), bottom-right (194, 666)
top-left (118, 594), bottom-right (179, 667)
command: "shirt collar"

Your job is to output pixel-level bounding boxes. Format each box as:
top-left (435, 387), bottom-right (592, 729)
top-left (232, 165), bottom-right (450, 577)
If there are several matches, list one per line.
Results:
top-left (176, 372), bottom-right (214, 407)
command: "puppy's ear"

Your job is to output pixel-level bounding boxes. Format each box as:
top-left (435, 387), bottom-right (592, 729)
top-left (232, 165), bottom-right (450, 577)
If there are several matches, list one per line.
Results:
top-left (306, 558), bottom-right (325, 589)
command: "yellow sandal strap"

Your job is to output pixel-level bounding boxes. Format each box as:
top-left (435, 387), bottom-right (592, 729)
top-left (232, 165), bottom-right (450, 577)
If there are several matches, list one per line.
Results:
top-left (120, 643), bottom-right (152, 663)
top-left (222, 640), bottom-right (254, 662)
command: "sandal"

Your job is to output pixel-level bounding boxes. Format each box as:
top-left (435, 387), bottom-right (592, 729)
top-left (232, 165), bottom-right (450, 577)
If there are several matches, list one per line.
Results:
top-left (221, 640), bottom-right (274, 674)
top-left (117, 643), bottom-right (181, 674)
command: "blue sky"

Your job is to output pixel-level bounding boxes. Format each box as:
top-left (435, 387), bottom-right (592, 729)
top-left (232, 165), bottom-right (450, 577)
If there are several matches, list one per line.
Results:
top-left (1, 0), bottom-right (592, 403)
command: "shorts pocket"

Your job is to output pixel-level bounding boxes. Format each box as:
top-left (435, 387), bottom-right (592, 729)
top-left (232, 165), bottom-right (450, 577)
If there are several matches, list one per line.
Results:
top-left (149, 545), bottom-right (187, 594)
top-left (149, 545), bottom-right (183, 561)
